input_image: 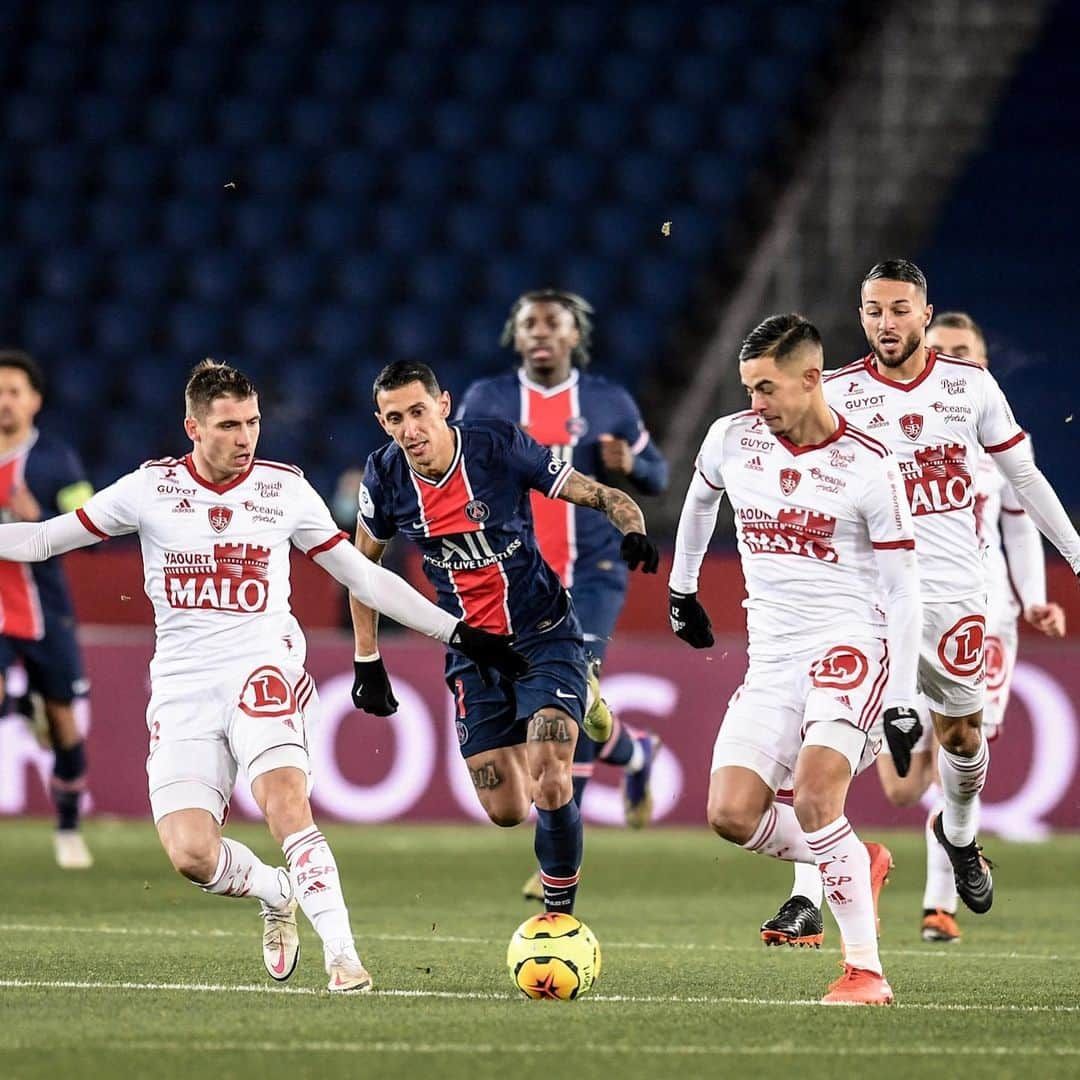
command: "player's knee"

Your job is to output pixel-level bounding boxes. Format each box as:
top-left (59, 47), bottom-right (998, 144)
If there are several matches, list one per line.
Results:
top-left (165, 837), bottom-right (218, 883)
top-left (936, 717), bottom-right (978, 755)
top-left (705, 799), bottom-right (757, 844)
top-left (484, 797), bottom-right (530, 828)
top-left (531, 766), bottom-right (572, 811)
top-left (792, 788), bottom-right (839, 834)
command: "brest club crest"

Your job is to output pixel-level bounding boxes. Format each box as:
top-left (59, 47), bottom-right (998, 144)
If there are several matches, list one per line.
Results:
top-left (900, 413), bottom-right (924, 440)
top-left (779, 468), bottom-right (801, 496)
top-left (208, 505), bottom-right (233, 533)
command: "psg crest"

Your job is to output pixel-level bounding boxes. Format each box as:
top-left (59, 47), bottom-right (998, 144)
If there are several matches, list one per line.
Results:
top-left (779, 468), bottom-right (801, 496)
top-left (208, 505), bottom-right (233, 533)
top-left (900, 413), bottom-right (924, 440)
top-left (465, 499), bottom-right (490, 523)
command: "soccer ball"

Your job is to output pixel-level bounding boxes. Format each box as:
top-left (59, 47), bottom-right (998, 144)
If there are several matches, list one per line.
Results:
top-left (506, 913), bottom-right (601, 1000)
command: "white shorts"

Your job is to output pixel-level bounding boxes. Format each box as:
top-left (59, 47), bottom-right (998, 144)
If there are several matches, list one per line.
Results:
top-left (146, 662), bottom-right (319, 824)
top-left (711, 639), bottom-right (888, 791)
top-left (983, 609), bottom-right (1018, 741)
top-left (918, 598), bottom-right (987, 718)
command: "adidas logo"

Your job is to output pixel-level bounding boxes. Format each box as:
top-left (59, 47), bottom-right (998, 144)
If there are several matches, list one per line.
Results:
top-left (744, 455), bottom-right (764, 471)
top-left (867, 413), bottom-right (888, 429)
top-left (837, 694), bottom-right (851, 709)
top-left (827, 889), bottom-right (850, 906)
top-left (304, 880), bottom-right (330, 897)
top-left (173, 499), bottom-right (194, 513)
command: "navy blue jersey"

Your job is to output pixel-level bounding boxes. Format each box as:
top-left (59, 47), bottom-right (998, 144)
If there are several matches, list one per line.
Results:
top-left (457, 369), bottom-right (668, 588)
top-left (0, 428), bottom-right (91, 637)
top-left (358, 419), bottom-right (575, 636)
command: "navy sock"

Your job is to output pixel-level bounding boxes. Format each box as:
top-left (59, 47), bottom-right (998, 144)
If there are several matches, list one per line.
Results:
top-left (534, 799), bottom-right (583, 913)
top-left (598, 721), bottom-right (635, 768)
top-left (52, 740), bottom-right (87, 832)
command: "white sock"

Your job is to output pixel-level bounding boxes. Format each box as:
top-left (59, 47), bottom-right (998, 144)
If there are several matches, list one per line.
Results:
top-left (199, 837), bottom-right (289, 907)
top-left (938, 736), bottom-right (989, 847)
top-left (923, 794), bottom-right (959, 913)
top-left (790, 860), bottom-right (824, 907)
top-left (743, 803), bottom-right (816, 863)
top-left (282, 826), bottom-right (355, 965)
top-left (805, 816), bottom-right (881, 975)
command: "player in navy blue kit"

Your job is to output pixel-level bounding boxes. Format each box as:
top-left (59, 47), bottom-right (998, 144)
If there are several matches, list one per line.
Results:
top-left (0, 350), bottom-right (95, 868)
top-left (458, 291), bottom-right (668, 902)
top-left (350, 360), bottom-right (659, 914)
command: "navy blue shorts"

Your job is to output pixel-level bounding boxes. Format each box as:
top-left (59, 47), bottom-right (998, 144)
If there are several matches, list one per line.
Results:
top-left (0, 612), bottom-right (87, 705)
top-left (446, 628), bottom-right (588, 759)
top-left (570, 573), bottom-right (627, 665)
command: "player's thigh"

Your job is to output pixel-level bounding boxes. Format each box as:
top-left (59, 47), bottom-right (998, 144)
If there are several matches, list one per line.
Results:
top-left (155, 806), bottom-right (222, 871)
top-left (464, 744), bottom-right (531, 825)
top-left (513, 632), bottom-right (589, 741)
top-left (918, 599), bottom-right (987, 719)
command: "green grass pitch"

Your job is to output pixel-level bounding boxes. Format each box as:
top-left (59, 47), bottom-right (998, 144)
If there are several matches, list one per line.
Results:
top-left (2, 820), bottom-right (1078, 1080)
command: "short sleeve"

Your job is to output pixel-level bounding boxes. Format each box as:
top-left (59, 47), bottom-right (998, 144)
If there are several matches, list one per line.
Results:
top-left (862, 454), bottom-right (916, 549)
top-left (694, 419), bottom-right (728, 492)
top-left (75, 469), bottom-right (145, 538)
top-left (289, 477), bottom-right (349, 558)
top-left (978, 370), bottom-right (1026, 454)
top-left (505, 423), bottom-right (573, 497)
top-left (356, 457), bottom-right (397, 543)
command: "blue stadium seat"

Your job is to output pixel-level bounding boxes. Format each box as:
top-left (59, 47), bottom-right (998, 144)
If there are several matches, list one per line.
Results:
top-left (275, 358), bottom-right (341, 414)
top-left (288, 98), bottom-right (342, 149)
top-left (259, 2), bottom-right (318, 45)
top-left (386, 305), bottom-right (440, 357)
top-left (319, 149), bottom-right (378, 198)
top-left (217, 97), bottom-right (276, 145)
top-left (430, 100), bottom-right (489, 152)
top-left (102, 145), bottom-right (167, 194)
top-left (746, 56), bottom-right (801, 107)
top-left (645, 102), bottom-right (704, 155)
top-left (404, 4), bottom-right (459, 49)
top-left (601, 53), bottom-right (658, 102)
top-left (689, 153), bottom-right (744, 209)
top-left (605, 308), bottom-right (663, 367)
top-left (518, 204), bottom-right (576, 255)
top-left (97, 42), bottom-right (157, 92)
top-left (75, 94), bottom-right (135, 143)
top-left (231, 198), bottom-right (298, 249)
top-left (25, 42), bottom-right (83, 91)
top-left (557, 256), bottom-right (617, 312)
top-left (574, 102), bottom-right (632, 153)
top-left (169, 45), bottom-right (231, 96)
top-left (359, 100), bottom-right (415, 150)
top-left (385, 51), bottom-right (444, 100)
top-left (462, 304), bottom-right (510, 364)
top-left (773, 4), bottom-right (834, 56)
top-left (672, 52), bottom-right (732, 103)
top-left (590, 205), bottom-right (640, 257)
top-left (411, 253), bottom-right (469, 304)
top-left (614, 151), bottom-right (673, 204)
top-left (312, 47), bottom-right (373, 99)
top-left (242, 303), bottom-right (304, 356)
top-left (22, 301), bottom-right (81, 356)
top-left (544, 152), bottom-right (604, 204)
top-left (262, 253), bottom-right (322, 302)
top-left (528, 53), bottom-right (587, 100)
top-left (0, 248), bottom-right (24, 301)
top-left (112, 250), bottom-right (173, 301)
top-left (624, 6), bottom-right (679, 50)
top-left (452, 49), bottom-right (513, 99)
top-left (184, 0), bottom-right (246, 44)
top-left (39, 249), bottom-right (99, 300)
top-left (630, 257), bottom-right (692, 314)
top-left (110, 2), bottom-right (172, 42)
top-left (95, 301), bottom-right (155, 354)
top-left (395, 150), bottom-right (452, 200)
top-left (312, 305), bottom-right (374, 357)
top-left (551, 5), bottom-right (613, 51)
top-left (257, 419), bottom-right (309, 469)
top-left (39, 0), bottom-right (99, 41)
top-left (484, 255), bottom-right (540, 300)
top-left (124, 362), bottom-right (177, 410)
top-left (186, 250), bottom-right (248, 303)
top-left (28, 145), bottom-right (88, 193)
top-left (663, 205), bottom-right (717, 257)
top-left (375, 204), bottom-right (435, 254)
top-left (162, 199), bottom-right (223, 249)
top-left (16, 197), bottom-right (78, 247)
top-left (144, 96), bottom-right (204, 145)
top-left (175, 145), bottom-right (235, 192)
top-left (321, 411), bottom-right (382, 470)
top-left (699, 6), bottom-right (755, 52)
top-left (445, 203), bottom-right (508, 254)
top-left (88, 198), bottom-right (153, 249)
top-left (4, 93), bottom-right (61, 142)
top-left (303, 201), bottom-right (365, 251)
top-left (467, 152), bottom-right (528, 202)
top-left (331, 4), bottom-right (390, 48)
top-left (246, 145), bottom-right (308, 195)
top-left (476, 5), bottom-right (536, 48)
top-left (169, 303), bottom-right (229, 356)
top-left (243, 46), bottom-right (304, 97)
top-left (718, 102), bottom-right (773, 159)
top-left (46, 355), bottom-right (113, 412)
top-left (334, 254), bottom-right (394, 304)
top-left (502, 102), bottom-right (560, 150)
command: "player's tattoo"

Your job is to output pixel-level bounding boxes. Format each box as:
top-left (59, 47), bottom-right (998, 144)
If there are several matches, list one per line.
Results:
top-left (559, 471), bottom-right (646, 535)
top-left (469, 762), bottom-right (502, 790)
top-left (528, 710), bottom-right (573, 743)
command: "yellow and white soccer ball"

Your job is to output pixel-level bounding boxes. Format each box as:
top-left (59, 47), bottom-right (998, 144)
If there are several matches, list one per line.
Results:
top-left (507, 913), bottom-right (601, 1000)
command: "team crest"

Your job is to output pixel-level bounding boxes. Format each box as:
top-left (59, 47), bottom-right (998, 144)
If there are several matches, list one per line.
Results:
top-left (900, 413), bottom-right (924, 440)
top-left (208, 505), bottom-right (233, 533)
top-left (465, 499), bottom-right (490, 523)
top-left (566, 416), bottom-right (588, 439)
top-left (779, 468), bottom-right (801, 496)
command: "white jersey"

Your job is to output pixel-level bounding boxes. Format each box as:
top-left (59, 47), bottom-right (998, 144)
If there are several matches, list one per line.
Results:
top-left (823, 349), bottom-right (1025, 601)
top-left (694, 410), bottom-right (914, 659)
top-left (76, 455), bottom-right (347, 682)
top-left (974, 452), bottom-right (1020, 622)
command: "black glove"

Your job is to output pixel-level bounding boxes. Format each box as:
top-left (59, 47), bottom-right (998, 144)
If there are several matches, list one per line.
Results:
top-left (882, 704), bottom-right (923, 778)
top-left (669, 590), bottom-right (714, 648)
top-left (620, 532), bottom-right (660, 573)
top-left (352, 657), bottom-right (399, 716)
top-left (450, 622), bottom-right (530, 685)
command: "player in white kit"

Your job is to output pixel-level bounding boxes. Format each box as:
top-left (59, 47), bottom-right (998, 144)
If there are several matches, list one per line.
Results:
top-left (669, 314), bottom-right (923, 1005)
top-left (0, 361), bottom-right (527, 992)
top-left (764, 262), bottom-right (1080, 945)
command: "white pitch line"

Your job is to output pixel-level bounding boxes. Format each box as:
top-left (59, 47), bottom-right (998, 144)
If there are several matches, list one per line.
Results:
top-left (0, 923), bottom-right (1066, 963)
top-left (1, 979), bottom-right (1077, 1014)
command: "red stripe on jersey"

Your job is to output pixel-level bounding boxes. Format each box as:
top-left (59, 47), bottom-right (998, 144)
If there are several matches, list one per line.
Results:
top-left (842, 427), bottom-right (888, 457)
top-left (304, 531), bottom-right (348, 559)
top-left (822, 359), bottom-right (868, 383)
top-left (935, 352), bottom-right (984, 370)
top-left (984, 431), bottom-right (1027, 454)
top-left (75, 507), bottom-right (109, 540)
top-left (1000, 507), bottom-right (1026, 516)
top-left (254, 459), bottom-right (303, 476)
top-left (696, 466), bottom-right (723, 491)
top-left (872, 539), bottom-right (915, 550)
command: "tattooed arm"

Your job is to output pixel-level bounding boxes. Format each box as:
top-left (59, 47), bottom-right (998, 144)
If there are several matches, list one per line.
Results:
top-left (557, 470), bottom-right (660, 573)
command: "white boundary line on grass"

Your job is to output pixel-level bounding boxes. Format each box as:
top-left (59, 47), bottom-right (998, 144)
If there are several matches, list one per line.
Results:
top-left (1, 979), bottom-right (1077, 1014)
top-left (0, 922), bottom-right (1067, 963)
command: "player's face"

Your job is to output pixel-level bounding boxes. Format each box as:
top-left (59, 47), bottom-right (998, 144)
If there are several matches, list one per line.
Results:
top-left (185, 394), bottom-right (261, 482)
top-left (513, 301), bottom-right (580, 382)
top-left (860, 280), bottom-right (932, 368)
top-left (926, 325), bottom-right (987, 368)
top-left (739, 351), bottom-right (818, 437)
top-left (375, 381), bottom-right (453, 470)
top-left (0, 367), bottom-right (43, 437)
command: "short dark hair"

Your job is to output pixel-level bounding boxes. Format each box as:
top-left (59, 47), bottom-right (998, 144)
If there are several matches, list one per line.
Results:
top-left (861, 259), bottom-right (928, 298)
top-left (738, 314), bottom-right (822, 363)
top-left (185, 359), bottom-right (257, 420)
top-left (372, 360), bottom-right (441, 406)
top-left (930, 311), bottom-right (987, 353)
top-left (0, 348), bottom-right (45, 394)
top-left (500, 289), bottom-right (595, 367)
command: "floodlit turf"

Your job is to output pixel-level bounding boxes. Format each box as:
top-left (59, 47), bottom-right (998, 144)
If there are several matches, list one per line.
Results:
top-left (2, 820), bottom-right (1078, 1080)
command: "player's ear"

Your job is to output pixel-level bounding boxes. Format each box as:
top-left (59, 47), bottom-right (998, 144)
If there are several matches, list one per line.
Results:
top-left (184, 416), bottom-right (198, 441)
top-left (438, 390), bottom-right (452, 418)
top-left (373, 409), bottom-right (389, 435)
top-left (923, 302), bottom-right (933, 327)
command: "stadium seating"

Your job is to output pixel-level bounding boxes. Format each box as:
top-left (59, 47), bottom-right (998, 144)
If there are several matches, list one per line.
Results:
top-left (4, 1), bottom-right (846, 488)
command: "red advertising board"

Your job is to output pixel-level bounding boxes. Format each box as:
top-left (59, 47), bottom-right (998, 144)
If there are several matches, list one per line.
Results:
top-left (3, 632), bottom-right (1077, 836)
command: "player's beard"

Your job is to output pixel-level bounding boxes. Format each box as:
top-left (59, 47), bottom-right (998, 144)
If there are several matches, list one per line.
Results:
top-left (871, 331), bottom-right (922, 369)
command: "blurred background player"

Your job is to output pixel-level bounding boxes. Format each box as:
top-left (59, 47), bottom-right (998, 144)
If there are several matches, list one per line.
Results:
top-left (457, 291), bottom-right (669, 899)
top-left (351, 361), bottom-right (659, 915)
top-left (0, 349), bottom-right (94, 869)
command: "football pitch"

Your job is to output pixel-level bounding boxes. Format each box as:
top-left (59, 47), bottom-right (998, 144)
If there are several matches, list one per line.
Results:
top-left (2, 820), bottom-right (1078, 1080)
